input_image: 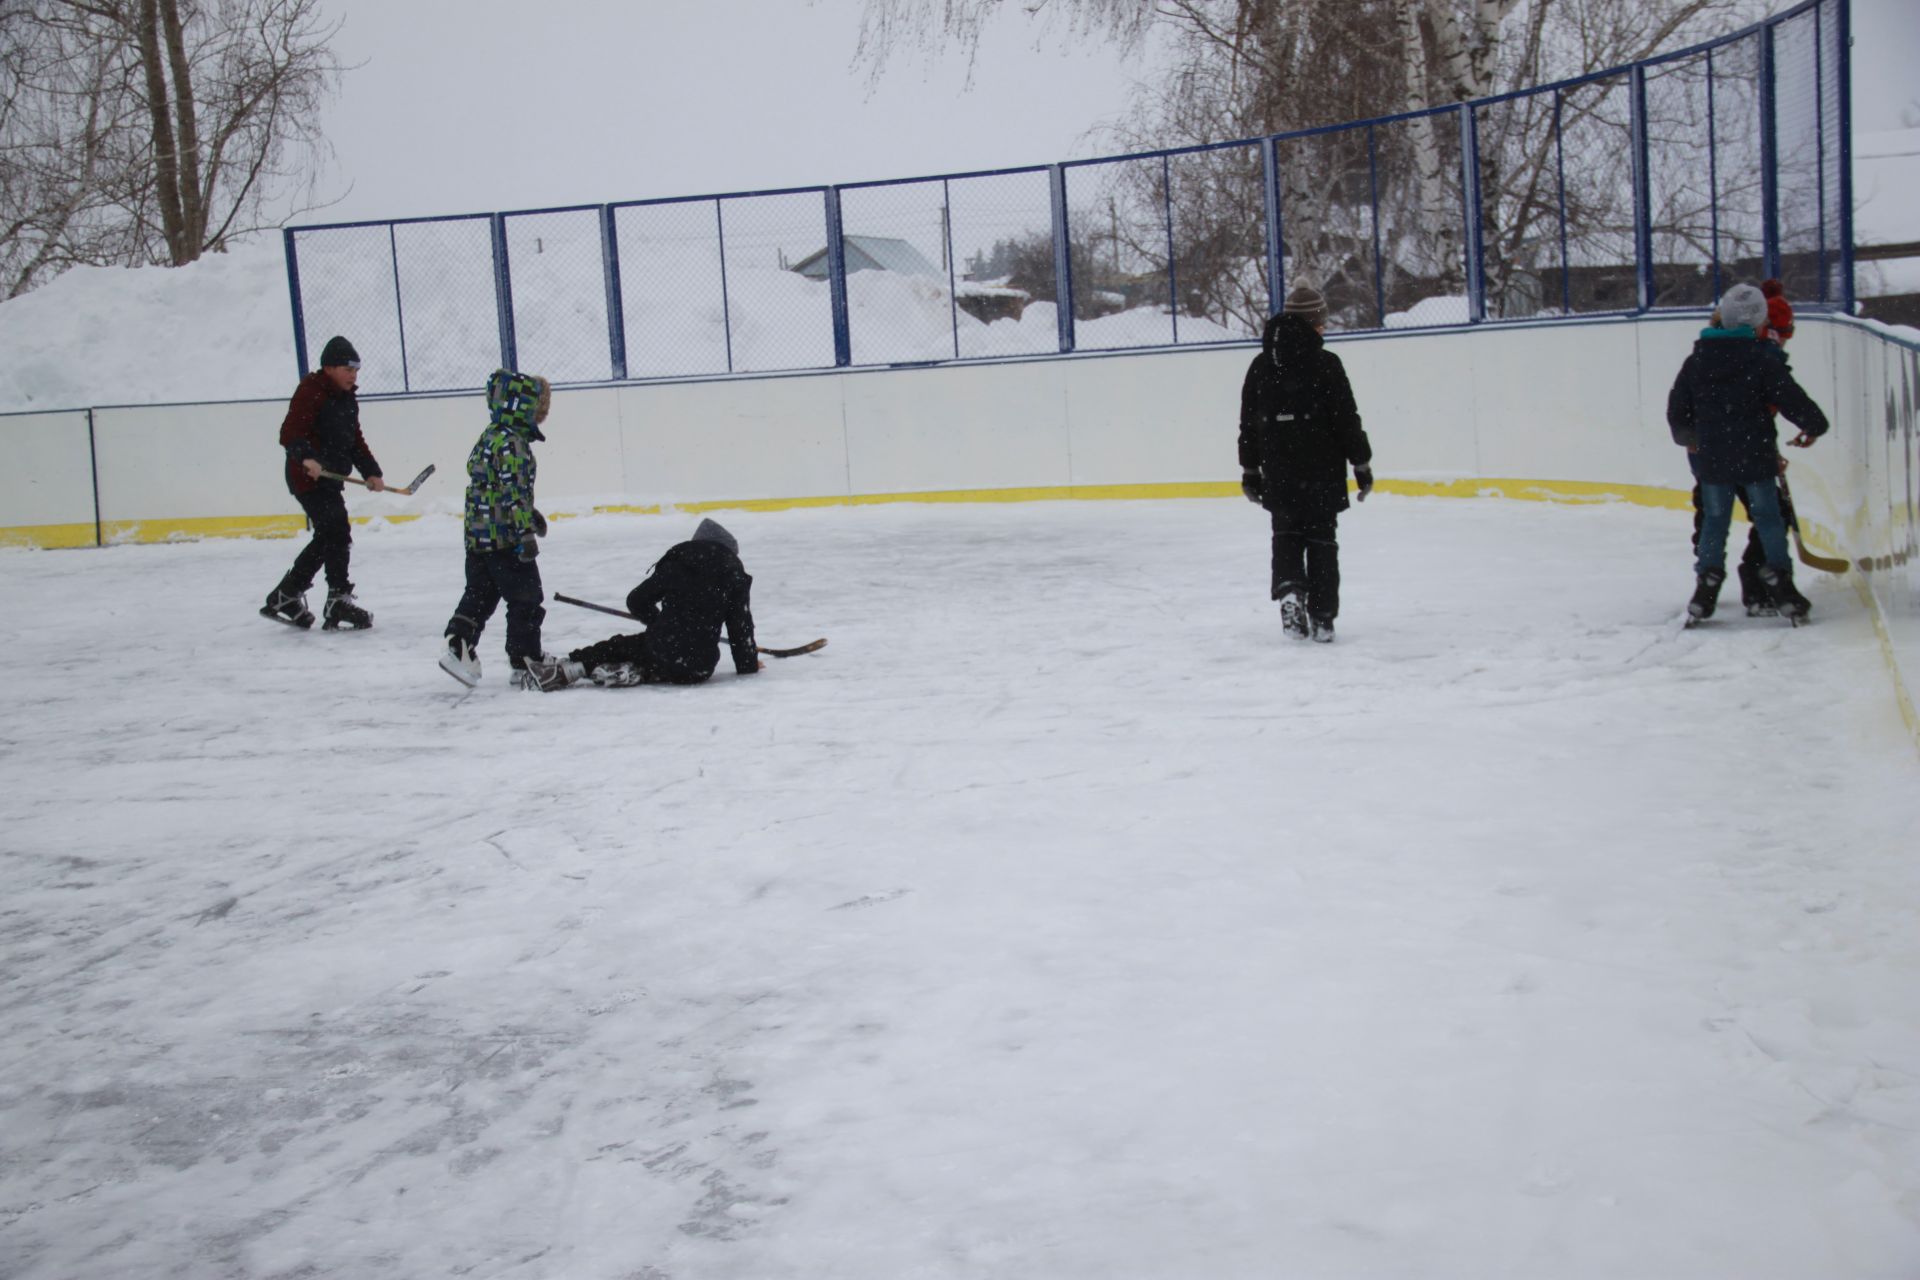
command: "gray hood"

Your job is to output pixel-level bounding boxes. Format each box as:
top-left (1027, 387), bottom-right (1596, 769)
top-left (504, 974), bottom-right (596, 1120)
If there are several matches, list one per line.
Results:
top-left (692, 517), bottom-right (738, 555)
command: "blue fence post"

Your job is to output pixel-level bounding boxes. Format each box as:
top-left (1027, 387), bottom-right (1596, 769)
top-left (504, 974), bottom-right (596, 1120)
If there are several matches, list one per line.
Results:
top-left (1049, 164), bottom-right (1075, 354)
top-left (388, 225), bottom-right (412, 393)
top-left (490, 213), bottom-right (518, 372)
top-left (1630, 64), bottom-right (1655, 310)
top-left (601, 205), bottom-right (629, 381)
top-left (1162, 156), bottom-right (1180, 345)
top-left (1554, 89), bottom-right (1572, 314)
top-left (283, 229), bottom-right (311, 379)
top-left (1759, 24), bottom-right (1781, 281)
top-left (942, 178), bottom-right (961, 360)
top-left (1458, 105), bottom-right (1486, 323)
top-left (1367, 124), bottom-right (1385, 326)
top-left (1262, 136), bottom-right (1284, 315)
top-left (1836, 0), bottom-right (1856, 312)
top-left (824, 188), bottom-right (852, 367)
top-left (715, 199), bottom-right (735, 374)
top-left (1707, 50), bottom-right (1722, 301)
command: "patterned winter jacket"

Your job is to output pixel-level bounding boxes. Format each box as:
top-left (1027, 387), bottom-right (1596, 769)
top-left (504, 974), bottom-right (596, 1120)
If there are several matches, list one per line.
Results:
top-left (463, 370), bottom-right (548, 553)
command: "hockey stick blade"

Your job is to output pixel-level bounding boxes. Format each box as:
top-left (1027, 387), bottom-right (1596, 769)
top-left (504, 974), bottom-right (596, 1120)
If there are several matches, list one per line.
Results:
top-left (555, 593), bottom-right (823, 657)
top-left (1790, 526), bottom-right (1848, 575)
top-left (758, 639), bottom-right (826, 659)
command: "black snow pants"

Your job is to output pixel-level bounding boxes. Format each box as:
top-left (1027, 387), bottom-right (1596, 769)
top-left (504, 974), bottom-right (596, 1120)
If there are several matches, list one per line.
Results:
top-left (566, 632), bottom-right (709, 685)
top-left (446, 550), bottom-right (546, 665)
top-left (286, 486), bottom-right (353, 594)
top-left (1271, 507), bottom-right (1342, 622)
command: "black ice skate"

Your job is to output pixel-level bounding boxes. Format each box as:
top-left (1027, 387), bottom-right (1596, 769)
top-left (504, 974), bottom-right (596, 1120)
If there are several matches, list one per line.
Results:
top-left (1738, 564), bottom-right (1777, 617)
top-left (589, 663), bottom-right (645, 688)
top-left (1277, 591), bottom-right (1309, 639)
top-left (1310, 617), bottom-right (1335, 644)
top-left (1758, 565), bottom-right (1810, 625)
top-left (1686, 568), bottom-right (1726, 625)
top-left (260, 583), bottom-right (314, 629)
top-left (322, 585), bottom-right (373, 630)
top-left (510, 655), bottom-right (585, 692)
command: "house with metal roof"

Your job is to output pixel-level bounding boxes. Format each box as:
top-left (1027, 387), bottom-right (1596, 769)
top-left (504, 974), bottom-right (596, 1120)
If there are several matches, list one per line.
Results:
top-left (790, 235), bottom-right (943, 281)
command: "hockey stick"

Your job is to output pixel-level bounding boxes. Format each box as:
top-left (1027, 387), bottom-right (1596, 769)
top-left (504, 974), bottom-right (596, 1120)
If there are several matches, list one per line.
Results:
top-left (320, 463), bottom-right (436, 495)
top-left (1776, 473), bottom-right (1848, 575)
top-left (553, 592), bottom-right (826, 658)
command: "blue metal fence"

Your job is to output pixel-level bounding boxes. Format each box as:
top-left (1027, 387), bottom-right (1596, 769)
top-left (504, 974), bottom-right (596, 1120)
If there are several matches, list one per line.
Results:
top-left (284, 0), bottom-right (1854, 394)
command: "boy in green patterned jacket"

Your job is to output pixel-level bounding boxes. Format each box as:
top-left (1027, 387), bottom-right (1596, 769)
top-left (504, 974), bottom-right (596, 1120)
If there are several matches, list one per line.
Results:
top-left (437, 370), bottom-right (582, 691)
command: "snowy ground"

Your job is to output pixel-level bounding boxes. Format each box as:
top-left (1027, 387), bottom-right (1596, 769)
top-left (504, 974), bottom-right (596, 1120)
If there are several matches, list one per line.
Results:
top-left (2, 495), bottom-right (1917, 1280)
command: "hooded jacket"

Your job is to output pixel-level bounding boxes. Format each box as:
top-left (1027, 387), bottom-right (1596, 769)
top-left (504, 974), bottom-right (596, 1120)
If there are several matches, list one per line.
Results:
top-left (626, 520), bottom-right (758, 681)
top-left (279, 370), bottom-right (380, 496)
top-left (1237, 313), bottom-right (1372, 522)
top-left (463, 370), bottom-right (547, 553)
top-left (1666, 329), bottom-right (1827, 485)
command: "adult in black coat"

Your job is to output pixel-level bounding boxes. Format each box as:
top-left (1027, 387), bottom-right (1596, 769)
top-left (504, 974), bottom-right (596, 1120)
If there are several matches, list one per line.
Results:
top-left (567, 518), bottom-right (761, 685)
top-left (1237, 286), bottom-right (1374, 641)
top-left (1666, 282), bottom-right (1827, 621)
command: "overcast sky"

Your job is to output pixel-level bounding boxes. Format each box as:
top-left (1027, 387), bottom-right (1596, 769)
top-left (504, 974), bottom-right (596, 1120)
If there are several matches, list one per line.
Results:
top-left (310, 0), bottom-right (1917, 229)
top-left (312, 0), bottom-right (1148, 225)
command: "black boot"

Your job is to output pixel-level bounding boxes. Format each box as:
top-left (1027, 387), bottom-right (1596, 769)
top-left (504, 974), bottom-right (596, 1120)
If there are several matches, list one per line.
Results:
top-left (260, 577), bottom-right (315, 629)
top-left (322, 584), bottom-right (373, 631)
top-left (1687, 568), bottom-right (1726, 622)
top-left (1277, 589), bottom-right (1309, 639)
top-left (1759, 565), bottom-right (1810, 624)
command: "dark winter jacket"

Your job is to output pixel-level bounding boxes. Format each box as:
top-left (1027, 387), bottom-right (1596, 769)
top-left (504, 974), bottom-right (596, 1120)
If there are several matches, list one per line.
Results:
top-left (626, 531), bottom-right (758, 682)
top-left (280, 371), bottom-right (380, 496)
top-left (1238, 313), bottom-right (1372, 522)
top-left (464, 370), bottom-right (546, 553)
top-left (1667, 328), bottom-right (1827, 485)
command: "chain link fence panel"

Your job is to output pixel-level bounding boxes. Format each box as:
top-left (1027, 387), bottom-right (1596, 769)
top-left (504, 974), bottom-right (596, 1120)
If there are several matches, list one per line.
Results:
top-left (1373, 111), bottom-right (1471, 328)
top-left (390, 216), bottom-right (499, 393)
top-left (1275, 124), bottom-right (1378, 329)
top-left (613, 199), bottom-right (731, 379)
top-left (287, 225), bottom-right (404, 393)
top-left (716, 190), bottom-right (835, 374)
top-left (503, 208), bottom-right (611, 384)
top-left (1168, 144), bottom-right (1266, 344)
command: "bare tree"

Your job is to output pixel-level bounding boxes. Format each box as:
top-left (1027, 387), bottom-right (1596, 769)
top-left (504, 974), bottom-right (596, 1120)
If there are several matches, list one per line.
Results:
top-left (852, 0), bottom-right (1776, 327)
top-left (0, 0), bottom-right (343, 298)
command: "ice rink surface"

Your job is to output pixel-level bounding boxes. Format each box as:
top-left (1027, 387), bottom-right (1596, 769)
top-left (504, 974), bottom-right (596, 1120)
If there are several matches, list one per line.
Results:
top-left (2, 494), bottom-right (1916, 1280)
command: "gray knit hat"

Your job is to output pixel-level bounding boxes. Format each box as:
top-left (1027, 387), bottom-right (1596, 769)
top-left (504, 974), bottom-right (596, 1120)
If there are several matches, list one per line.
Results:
top-left (1282, 285), bottom-right (1328, 325)
top-left (1717, 283), bottom-right (1767, 332)
top-left (692, 517), bottom-right (738, 554)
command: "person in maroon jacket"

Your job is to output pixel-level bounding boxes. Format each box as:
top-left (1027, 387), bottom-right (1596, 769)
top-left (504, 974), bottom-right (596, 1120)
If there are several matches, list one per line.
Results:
top-left (261, 335), bottom-right (385, 630)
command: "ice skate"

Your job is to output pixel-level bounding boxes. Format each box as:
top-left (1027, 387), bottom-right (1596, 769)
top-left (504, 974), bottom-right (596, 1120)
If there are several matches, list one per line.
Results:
top-left (1685, 568), bottom-right (1726, 624)
top-left (510, 654), bottom-right (585, 692)
top-left (1310, 617), bottom-right (1335, 644)
top-left (1759, 565), bottom-right (1810, 625)
top-left (1277, 591), bottom-right (1309, 639)
top-left (589, 662), bottom-right (645, 688)
top-left (260, 582), bottom-right (314, 629)
top-left (321, 585), bottom-right (373, 631)
top-left (438, 637), bottom-right (482, 687)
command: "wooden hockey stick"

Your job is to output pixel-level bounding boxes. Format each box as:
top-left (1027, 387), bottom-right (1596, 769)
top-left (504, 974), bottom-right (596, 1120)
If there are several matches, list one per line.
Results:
top-left (1777, 474), bottom-right (1848, 575)
top-left (553, 592), bottom-right (825, 658)
top-left (320, 463), bottom-right (436, 495)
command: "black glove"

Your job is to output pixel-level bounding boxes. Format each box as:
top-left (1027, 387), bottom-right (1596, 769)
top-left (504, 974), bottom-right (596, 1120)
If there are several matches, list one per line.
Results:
top-left (531, 509), bottom-right (548, 538)
top-left (1354, 466), bottom-right (1373, 502)
top-left (517, 534), bottom-right (539, 563)
top-left (1240, 470), bottom-right (1263, 504)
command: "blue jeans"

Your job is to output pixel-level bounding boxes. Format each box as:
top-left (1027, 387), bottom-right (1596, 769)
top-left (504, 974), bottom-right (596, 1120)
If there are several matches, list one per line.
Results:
top-left (1695, 479), bottom-right (1790, 575)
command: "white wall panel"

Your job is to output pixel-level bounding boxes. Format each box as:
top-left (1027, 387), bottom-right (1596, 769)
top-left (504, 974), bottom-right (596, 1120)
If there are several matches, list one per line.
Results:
top-left (0, 412), bottom-right (96, 529)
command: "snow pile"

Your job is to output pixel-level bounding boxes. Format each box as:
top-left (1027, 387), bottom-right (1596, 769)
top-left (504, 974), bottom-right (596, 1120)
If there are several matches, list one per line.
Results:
top-left (0, 238), bottom-right (297, 411)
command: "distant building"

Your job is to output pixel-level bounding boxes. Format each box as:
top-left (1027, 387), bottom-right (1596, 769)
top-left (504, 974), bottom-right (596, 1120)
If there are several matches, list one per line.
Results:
top-left (791, 235), bottom-right (943, 281)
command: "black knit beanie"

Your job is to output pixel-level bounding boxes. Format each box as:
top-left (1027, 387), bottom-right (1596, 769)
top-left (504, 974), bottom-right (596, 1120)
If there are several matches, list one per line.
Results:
top-left (318, 335), bottom-right (360, 368)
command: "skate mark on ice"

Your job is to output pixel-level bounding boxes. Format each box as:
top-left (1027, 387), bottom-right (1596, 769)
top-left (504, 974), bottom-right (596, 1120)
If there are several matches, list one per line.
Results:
top-left (193, 895), bottom-right (238, 924)
top-left (829, 888), bottom-right (910, 911)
